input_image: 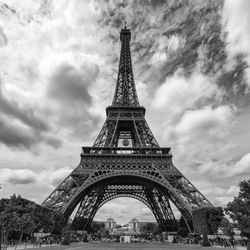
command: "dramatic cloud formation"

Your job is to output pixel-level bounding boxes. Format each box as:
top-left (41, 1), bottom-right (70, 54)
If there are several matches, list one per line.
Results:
top-left (223, 0), bottom-right (250, 86)
top-left (0, 79), bottom-right (51, 148)
top-left (0, 0), bottom-right (249, 224)
top-left (231, 153), bottom-right (250, 177)
top-left (0, 115), bottom-right (37, 148)
top-left (50, 63), bottom-right (99, 100)
top-left (152, 72), bottom-right (221, 119)
top-left (169, 105), bottom-right (234, 156)
top-left (0, 168), bottom-right (37, 185)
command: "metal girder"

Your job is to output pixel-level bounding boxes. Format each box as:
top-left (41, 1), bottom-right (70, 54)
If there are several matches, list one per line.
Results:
top-left (134, 119), bottom-right (159, 147)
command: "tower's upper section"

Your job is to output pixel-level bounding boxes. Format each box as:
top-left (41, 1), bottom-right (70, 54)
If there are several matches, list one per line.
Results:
top-left (111, 27), bottom-right (140, 107)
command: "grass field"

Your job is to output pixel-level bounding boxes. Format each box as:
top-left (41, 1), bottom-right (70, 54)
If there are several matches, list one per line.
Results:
top-left (6, 242), bottom-right (245, 250)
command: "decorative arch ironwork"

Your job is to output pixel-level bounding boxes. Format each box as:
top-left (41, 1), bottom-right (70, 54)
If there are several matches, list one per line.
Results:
top-left (61, 173), bottom-right (192, 231)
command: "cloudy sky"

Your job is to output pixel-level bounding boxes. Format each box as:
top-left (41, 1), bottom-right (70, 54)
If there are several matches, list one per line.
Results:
top-left (0, 0), bottom-right (250, 225)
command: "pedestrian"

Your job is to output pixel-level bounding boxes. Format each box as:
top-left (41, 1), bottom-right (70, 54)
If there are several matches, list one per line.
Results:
top-left (38, 238), bottom-right (42, 247)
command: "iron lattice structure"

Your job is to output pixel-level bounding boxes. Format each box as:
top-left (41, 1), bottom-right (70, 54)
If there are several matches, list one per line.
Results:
top-left (42, 27), bottom-right (212, 232)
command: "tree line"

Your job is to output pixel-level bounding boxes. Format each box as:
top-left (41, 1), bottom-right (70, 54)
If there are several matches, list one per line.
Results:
top-left (0, 194), bottom-right (65, 243)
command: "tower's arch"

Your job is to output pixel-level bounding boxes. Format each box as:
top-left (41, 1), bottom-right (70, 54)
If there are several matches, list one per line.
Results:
top-left (61, 174), bottom-right (193, 232)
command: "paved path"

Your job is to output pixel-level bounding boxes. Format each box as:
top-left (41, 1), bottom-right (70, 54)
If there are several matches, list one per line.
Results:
top-left (3, 242), bottom-right (247, 250)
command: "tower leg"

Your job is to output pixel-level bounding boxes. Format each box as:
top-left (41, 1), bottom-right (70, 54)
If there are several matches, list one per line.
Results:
top-left (158, 193), bottom-right (178, 231)
top-left (70, 186), bottom-right (104, 230)
top-left (144, 185), bottom-right (167, 231)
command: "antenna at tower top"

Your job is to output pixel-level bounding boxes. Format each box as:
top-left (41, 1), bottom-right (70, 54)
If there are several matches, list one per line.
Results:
top-left (124, 21), bottom-right (127, 29)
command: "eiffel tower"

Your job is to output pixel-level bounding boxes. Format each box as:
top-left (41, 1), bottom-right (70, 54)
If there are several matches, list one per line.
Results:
top-left (43, 26), bottom-right (212, 232)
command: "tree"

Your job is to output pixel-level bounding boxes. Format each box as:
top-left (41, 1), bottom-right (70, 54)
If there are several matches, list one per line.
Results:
top-left (140, 222), bottom-right (159, 234)
top-left (90, 221), bottom-right (105, 233)
top-left (0, 194), bottom-right (65, 242)
top-left (220, 217), bottom-right (234, 237)
top-left (225, 179), bottom-right (250, 240)
top-left (177, 217), bottom-right (189, 237)
top-left (70, 217), bottom-right (88, 231)
top-left (70, 217), bottom-right (105, 233)
top-left (33, 205), bottom-right (54, 233)
top-left (50, 212), bottom-right (65, 235)
top-left (193, 207), bottom-right (224, 247)
top-left (0, 195), bottom-right (37, 242)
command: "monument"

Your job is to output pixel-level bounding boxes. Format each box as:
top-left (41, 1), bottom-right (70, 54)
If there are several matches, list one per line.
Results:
top-left (42, 26), bottom-right (212, 232)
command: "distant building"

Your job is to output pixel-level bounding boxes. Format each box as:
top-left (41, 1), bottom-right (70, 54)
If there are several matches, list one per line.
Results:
top-left (104, 218), bottom-right (116, 230)
top-left (104, 218), bottom-right (157, 235)
top-left (128, 218), bottom-right (140, 234)
top-left (216, 227), bottom-right (247, 240)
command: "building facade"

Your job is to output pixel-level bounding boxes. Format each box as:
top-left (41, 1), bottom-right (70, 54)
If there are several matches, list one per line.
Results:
top-left (104, 217), bottom-right (157, 235)
top-left (104, 218), bottom-right (116, 230)
top-left (128, 218), bottom-right (140, 234)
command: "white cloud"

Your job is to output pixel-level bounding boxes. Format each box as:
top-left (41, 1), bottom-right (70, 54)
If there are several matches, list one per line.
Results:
top-left (152, 73), bottom-right (221, 121)
top-left (202, 185), bottom-right (239, 206)
top-left (203, 185), bottom-right (238, 197)
top-left (150, 35), bottom-right (185, 66)
top-left (150, 51), bottom-right (167, 66)
top-left (0, 168), bottom-right (37, 185)
top-left (153, 104), bottom-right (236, 208)
top-left (223, 0), bottom-right (250, 86)
top-left (0, 0), bottom-right (113, 149)
top-left (150, 71), bottom-right (234, 166)
top-left (168, 105), bottom-right (235, 170)
top-left (42, 167), bottom-right (73, 187)
top-left (168, 35), bottom-right (186, 52)
top-left (195, 152), bottom-right (250, 181)
top-left (136, 80), bottom-right (150, 105)
top-left (230, 153), bottom-right (250, 176)
top-left (172, 105), bottom-right (234, 144)
top-left (0, 166), bottom-right (72, 186)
